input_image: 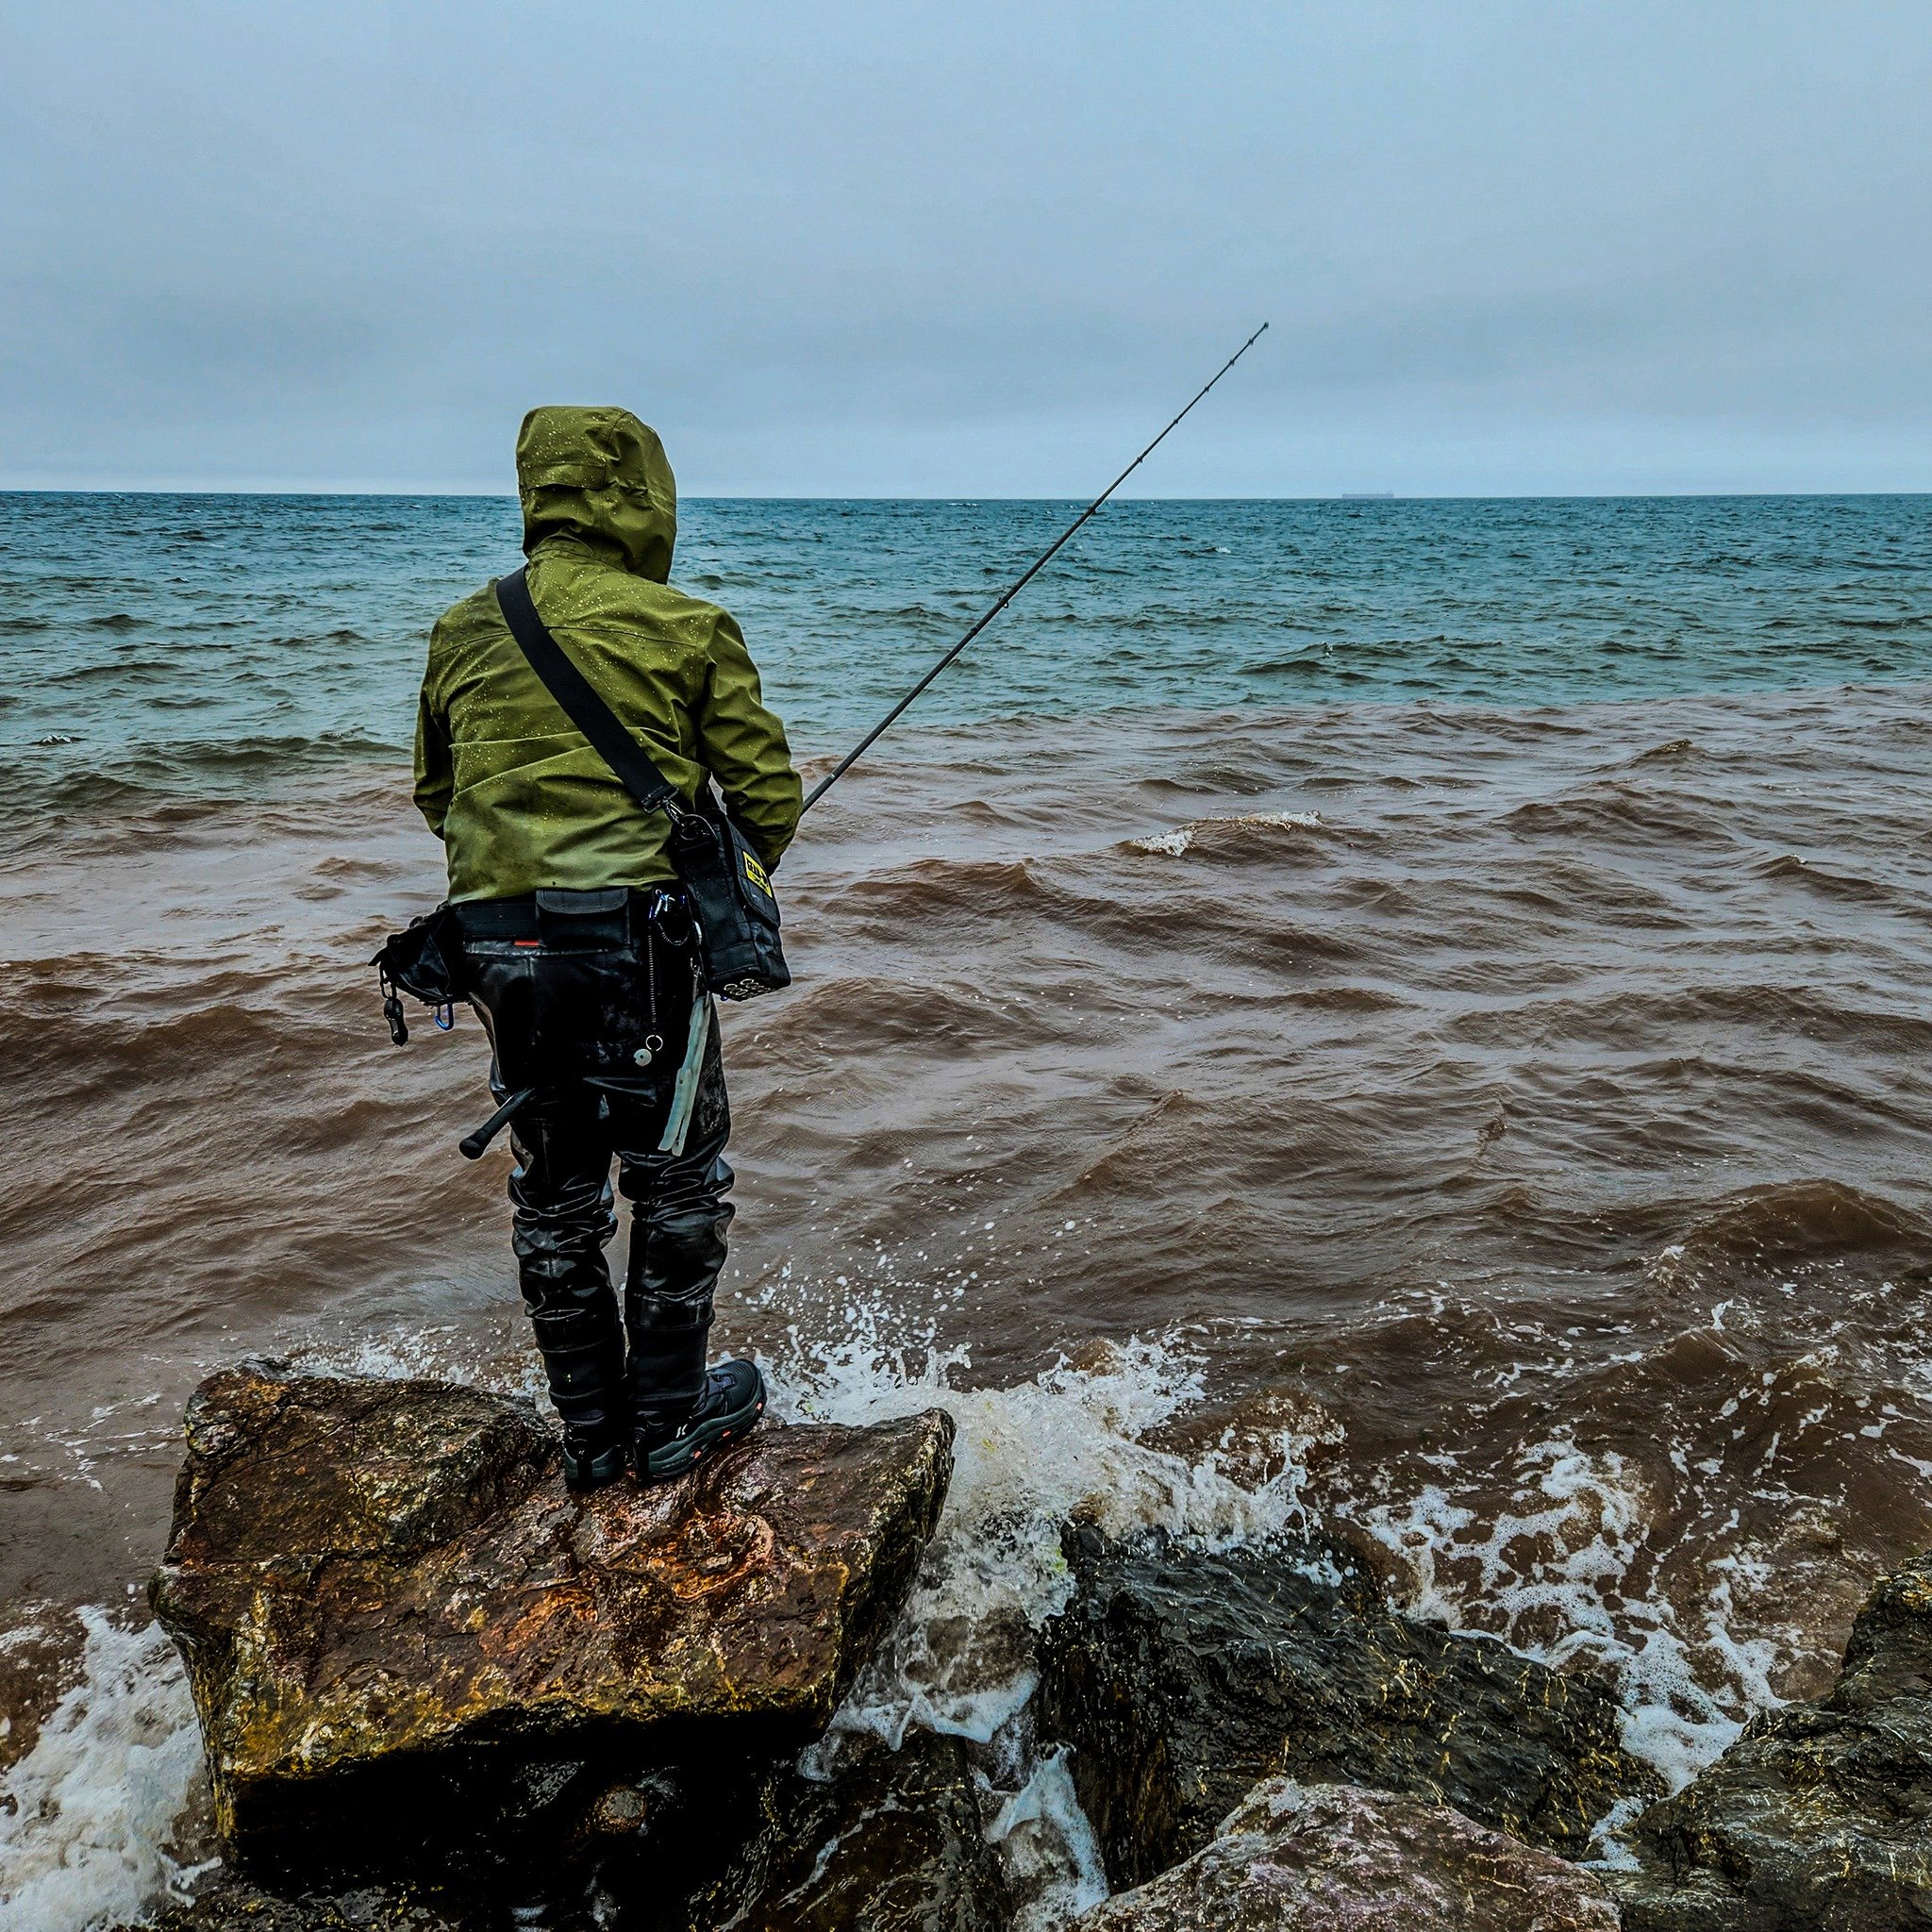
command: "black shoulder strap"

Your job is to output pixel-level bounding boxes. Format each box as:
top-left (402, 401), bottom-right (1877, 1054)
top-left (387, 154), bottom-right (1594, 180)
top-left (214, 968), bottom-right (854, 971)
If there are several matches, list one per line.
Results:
top-left (494, 567), bottom-right (680, 816)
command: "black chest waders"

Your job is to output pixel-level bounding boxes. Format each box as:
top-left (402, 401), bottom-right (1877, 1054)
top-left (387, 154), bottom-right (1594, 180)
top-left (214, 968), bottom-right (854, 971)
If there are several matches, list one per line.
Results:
top-left (437, 888), bottom-right (758, 1489)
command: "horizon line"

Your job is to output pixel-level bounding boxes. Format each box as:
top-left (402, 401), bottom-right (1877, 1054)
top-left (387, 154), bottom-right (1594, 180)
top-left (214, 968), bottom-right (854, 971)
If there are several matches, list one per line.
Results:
top-left (3, 486), bottom-right (1929, 504)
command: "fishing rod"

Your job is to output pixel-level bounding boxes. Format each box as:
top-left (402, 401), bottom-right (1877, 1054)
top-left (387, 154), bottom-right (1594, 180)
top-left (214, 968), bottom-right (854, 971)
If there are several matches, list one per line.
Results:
top-left (800, 322), bottom-right (1270, 813)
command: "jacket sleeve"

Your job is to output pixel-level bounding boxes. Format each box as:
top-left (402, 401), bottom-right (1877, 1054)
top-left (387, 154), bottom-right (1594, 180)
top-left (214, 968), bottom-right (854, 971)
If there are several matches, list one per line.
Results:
top-left (413, 656), bottom-right (454, 840)
top-left (696, 611), bottom-right (803, 868)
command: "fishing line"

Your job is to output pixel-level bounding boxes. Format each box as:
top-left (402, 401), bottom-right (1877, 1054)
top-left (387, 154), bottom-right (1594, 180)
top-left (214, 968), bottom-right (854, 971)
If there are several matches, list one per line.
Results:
top-left (800, 322), bottom-right (1270, 814)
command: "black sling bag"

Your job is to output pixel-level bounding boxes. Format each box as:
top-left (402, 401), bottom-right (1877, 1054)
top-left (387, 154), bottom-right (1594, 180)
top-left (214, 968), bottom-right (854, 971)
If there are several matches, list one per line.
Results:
top-left (492, 567), bottom-right (790, 1001)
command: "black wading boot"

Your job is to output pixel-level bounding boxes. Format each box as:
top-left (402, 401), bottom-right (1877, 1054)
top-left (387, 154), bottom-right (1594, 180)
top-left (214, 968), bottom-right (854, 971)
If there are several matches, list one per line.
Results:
top-left (510, 1118), bottom-right (632, 1494)
top-left (560, 1428), bottom-right (628, 1492)
top-left (635, 1359), bottom-right (767, 1485)
top-left (623, 1136), bottom-right (762, 1484)
top-left (539, 1312), bottom-right (631, 1492)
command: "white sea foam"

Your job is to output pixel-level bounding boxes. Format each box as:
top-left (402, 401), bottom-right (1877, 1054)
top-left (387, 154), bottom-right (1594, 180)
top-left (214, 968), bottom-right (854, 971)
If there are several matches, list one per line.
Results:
top-left (1131, 809), bottom-right (1324, 857)
top-left (293, 1320), bottom-right (541, 1399)
top-left (1360, 1434), bottom-right (1776, 1796)
top-left (0, 1609), bottom-right (208, 1932)
top-left (768, 1327), bottom-right (1315, 1742)
top-left (985, 1746), bottom-right (1110, 1932)
top-left (762, 1321), bottom-right (1317, 1922)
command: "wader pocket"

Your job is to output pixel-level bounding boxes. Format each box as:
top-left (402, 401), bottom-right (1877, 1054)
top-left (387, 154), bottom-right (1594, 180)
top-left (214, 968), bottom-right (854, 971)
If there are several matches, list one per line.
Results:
top-left (535, 886), bottom-right (630, 949)
top-left (460, 937), bottom-right (673, 1093)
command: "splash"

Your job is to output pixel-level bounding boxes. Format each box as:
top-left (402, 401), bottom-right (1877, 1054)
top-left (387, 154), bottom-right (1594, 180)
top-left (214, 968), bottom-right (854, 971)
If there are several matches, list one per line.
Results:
top-left (0, 1609), bottom-right (208, 1932)
top-left (769, 1325), bottom-right (1314, 1739)
top-left (985, 1747), bottom-right (1110, 1932)
top-left (1360, 1435), bottom-right (1774, 1793)
top-left (766, 1319), bottom-right (1316, 1924)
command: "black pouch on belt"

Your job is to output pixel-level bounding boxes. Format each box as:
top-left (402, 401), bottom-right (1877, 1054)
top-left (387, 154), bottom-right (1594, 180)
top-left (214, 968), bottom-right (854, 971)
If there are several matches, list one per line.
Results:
top-left (493, 566), bottom-right (790, 1001)
top-left (372, 904), bottom-right (462, 1044)
top-left (534, 885), bottom-right (631, 947)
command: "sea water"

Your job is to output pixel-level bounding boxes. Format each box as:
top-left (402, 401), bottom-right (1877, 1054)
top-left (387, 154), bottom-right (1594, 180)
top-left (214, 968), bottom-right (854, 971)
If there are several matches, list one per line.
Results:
top-left (1, 491), bottom-right (1929, 1927)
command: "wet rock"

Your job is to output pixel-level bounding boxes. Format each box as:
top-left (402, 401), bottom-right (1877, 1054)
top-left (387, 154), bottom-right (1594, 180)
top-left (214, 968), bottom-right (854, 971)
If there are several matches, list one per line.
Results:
top-left (750, 1729), bottom-right (1013, 1931)
top-left (1071, 1776), bottom-right (1621, 1931)
top-left (655, 1728), bottom-right (1014, 1931)
top-left (1038, 1527), bottom-right (1657, 1889)
top-left (151, 1365), bottom-right (953, 1881)
top-left (1614, 1548), bottom-right (1932, 1931)
top-left (108, 1872), bottom-right (471, 1931)
top-left (134, 1734), bottom-right (1011, 1932)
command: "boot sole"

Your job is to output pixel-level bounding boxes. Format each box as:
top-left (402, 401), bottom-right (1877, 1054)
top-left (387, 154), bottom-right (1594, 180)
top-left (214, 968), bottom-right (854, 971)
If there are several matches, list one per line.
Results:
top-left (637, 1383), bottom-right (767, 1485)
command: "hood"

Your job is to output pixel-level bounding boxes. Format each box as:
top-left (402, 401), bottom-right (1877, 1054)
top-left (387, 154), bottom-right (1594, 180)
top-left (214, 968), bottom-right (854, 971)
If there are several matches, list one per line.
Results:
top-left (516, 406), bottom-right (677, 582)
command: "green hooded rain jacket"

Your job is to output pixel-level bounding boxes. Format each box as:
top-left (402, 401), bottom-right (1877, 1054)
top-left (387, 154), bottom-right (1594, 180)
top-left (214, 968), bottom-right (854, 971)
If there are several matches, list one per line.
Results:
top-left (414, 407), bottom-right (802, 901)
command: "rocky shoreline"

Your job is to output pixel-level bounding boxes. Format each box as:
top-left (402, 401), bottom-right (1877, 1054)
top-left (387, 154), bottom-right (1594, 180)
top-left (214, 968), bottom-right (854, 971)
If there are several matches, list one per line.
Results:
top-left (119, 1366), bottom-right (1932, 1929)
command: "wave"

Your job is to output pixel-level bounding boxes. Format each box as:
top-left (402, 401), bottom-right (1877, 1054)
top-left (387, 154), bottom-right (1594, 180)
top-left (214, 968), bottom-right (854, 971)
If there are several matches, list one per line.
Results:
top-left (753, 975), bottom-right (1071, 1061)
top-left (1622, 736), bottom-right (1700, 766)
top-left (1125, 810), bottom-right (1325, 857)
top-left (1651, 1180), bottom-right (1929, 1279)
top-left (1750, 853), bottom-right (1912, 905)
top-left (1501, 782), bottom-right (1725, 842)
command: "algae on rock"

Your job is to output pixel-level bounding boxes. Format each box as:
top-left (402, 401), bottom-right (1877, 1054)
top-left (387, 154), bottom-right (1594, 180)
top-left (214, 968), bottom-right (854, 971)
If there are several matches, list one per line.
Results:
top-left (150, 1364), bottom-right (954, 1886)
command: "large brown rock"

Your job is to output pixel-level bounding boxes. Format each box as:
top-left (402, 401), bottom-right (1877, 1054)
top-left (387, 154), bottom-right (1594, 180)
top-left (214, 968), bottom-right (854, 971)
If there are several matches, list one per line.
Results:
top-left (1614, 1549), bottom-right (1932, 1931)
top-left (151, 1364), bottom-right (953, 1880)
top-left (1039, 1527), bottom-right (1657, 1889)
top-left (1072, 1777), bottom-right (1621, 1932)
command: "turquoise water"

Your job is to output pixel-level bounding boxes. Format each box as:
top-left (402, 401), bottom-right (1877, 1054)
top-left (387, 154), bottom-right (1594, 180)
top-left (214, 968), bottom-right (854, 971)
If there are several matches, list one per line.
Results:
top-left (0, 491), bottom-right (1926, 814)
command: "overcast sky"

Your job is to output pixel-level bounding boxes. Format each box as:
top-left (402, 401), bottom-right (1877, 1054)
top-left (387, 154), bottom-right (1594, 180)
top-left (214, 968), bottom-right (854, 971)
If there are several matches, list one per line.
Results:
top-left (2, 1), bottom-right (1927, 495)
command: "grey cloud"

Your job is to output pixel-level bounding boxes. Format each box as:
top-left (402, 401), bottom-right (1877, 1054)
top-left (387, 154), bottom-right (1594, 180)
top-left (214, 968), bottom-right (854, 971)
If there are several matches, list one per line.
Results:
top-left (1, 0), bottom-right (1926, 492)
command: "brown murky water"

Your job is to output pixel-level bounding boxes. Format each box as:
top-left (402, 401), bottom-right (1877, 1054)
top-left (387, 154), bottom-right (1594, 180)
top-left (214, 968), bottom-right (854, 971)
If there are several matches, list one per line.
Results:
top-left (4, 682), bottom-right (1931, 1918)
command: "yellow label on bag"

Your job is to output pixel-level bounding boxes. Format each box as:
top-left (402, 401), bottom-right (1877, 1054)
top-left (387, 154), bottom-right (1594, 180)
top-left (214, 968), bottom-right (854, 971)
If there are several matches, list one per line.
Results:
top-left (742, 850), bottom-right (772, 897)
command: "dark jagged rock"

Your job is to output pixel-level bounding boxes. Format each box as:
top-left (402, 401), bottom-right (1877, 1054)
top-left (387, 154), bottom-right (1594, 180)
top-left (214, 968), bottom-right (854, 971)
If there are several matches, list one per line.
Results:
top-left (1071, 1776), bottom-right (1621, 1931)
top-left (150, 1364), bottom-right (954, 1885)
top-left (122, 1733), bottom-right (1009, 1932)
top-left (615, 1728), bottom-right (1014, 1931)
top-left (1038, 1527), bottom-right (1657, 1890)
top-left (1614, 1549), bottom-right (1932, 1931)
top-left (724, 1730), bottom-right (1012, 1931)
top-left (108, 1873), bottom-right (471, 1931)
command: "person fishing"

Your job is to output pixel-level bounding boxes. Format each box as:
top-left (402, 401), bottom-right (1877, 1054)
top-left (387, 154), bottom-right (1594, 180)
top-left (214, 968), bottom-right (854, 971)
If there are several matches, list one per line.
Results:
top-left (410, 406), bottom-right (802, 1491)
top-left (387, 335), bottom-right (1264, 1493)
